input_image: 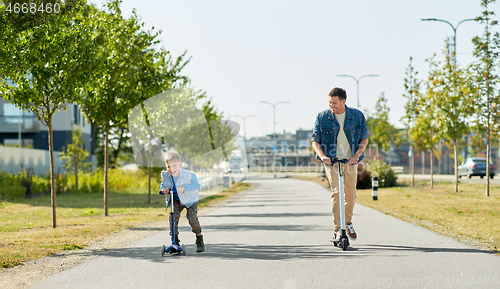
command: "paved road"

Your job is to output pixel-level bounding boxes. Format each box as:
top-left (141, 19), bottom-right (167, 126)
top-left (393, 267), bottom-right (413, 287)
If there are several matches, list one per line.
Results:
top-left (30, 176), bottom-right (499, 289)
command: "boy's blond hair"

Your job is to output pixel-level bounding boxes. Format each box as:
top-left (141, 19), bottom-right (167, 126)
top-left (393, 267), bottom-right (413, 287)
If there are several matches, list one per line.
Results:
top-left (164, 150), bottom-right (181, 163)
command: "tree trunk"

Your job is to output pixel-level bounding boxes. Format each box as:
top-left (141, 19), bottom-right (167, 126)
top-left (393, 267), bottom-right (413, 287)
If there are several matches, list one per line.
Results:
top-left (148, 147), bottom-right (151, 204)
top-left (454, 139), bottom-right (458, 193)
top-left (48, 116), bottom-right (57, 228)
top-left (411, 145), bottom-right (415, 187)
top-left (389, 149), bottom-right (392, 167)
top-left (422, 151), bottom-right (425, 174)
top-left (486, 142), bottom-right (490, 197)
top-left (430, 149), bottom-right (434, 189)
top-left (113, 127), bottom-right (125, 165)
top-left (74, 153), bottom-right (78, 189)
top-left (104, 129), bottom-right (109, 216)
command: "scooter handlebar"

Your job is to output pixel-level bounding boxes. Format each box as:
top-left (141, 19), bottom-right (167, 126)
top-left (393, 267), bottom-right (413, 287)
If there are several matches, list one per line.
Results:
top-left (331, 158), bottom-right (349, 163)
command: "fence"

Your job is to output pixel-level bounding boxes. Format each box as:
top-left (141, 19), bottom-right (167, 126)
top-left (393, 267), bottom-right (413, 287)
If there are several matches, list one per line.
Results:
top-left (0, 146), bottom-right (96, 175)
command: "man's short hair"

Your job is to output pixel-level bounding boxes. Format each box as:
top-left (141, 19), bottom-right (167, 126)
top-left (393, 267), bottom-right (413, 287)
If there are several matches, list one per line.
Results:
top-left (164, 150), bottom-right (181, 163)
top-left (329, 87), bottom-right (347, 101)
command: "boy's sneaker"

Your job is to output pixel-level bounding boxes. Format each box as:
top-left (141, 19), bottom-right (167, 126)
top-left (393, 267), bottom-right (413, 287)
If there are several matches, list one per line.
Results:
top-left (196, 235), bottom-right (205, 253)
top-left (346, 223), bottom-right (357, 241)
top-left (175, 235), bottom-right (181, 246)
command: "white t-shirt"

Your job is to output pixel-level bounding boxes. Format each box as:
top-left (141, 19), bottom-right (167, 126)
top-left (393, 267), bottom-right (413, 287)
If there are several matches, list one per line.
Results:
top-left (335, 111), bottom-right (352, 159)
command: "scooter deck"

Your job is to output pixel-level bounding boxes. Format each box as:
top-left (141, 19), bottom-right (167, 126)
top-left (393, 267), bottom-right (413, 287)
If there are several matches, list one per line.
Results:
top-left (162, 244), bottom-right (186, 256)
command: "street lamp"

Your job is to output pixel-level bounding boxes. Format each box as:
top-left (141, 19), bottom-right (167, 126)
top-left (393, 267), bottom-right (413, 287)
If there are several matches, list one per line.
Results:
top-left (421, 17), bottom-right (476, 191)
top-left (233, 114), bottom-right (256, 140)
top-left (337, 74), bottom-right (379, 108)
top-left (259, 101), bottom-right (290, 140)
top-left (421, 18), bottom-right (475, 65)
top-left (260, 101), bottom-right (290, 178)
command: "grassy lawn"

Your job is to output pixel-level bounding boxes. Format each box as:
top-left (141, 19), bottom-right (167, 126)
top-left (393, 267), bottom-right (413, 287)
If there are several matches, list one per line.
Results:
top-left (0, 181), bottom-right (250, 269)
top-left (295, 176), bottom-right (500, 254)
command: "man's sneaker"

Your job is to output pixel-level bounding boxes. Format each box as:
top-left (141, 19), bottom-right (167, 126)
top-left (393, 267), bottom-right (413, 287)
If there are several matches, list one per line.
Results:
top-left (346, 223), bottom-right (357, 241)
top-left (196, 235), bottom-right (205, 253)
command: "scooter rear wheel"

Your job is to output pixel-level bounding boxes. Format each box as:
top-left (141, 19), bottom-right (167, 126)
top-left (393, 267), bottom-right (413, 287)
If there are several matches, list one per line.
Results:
top-left (161, 245), bottom-right (166, 257)
top-left (340, 238), bottom-right (349, 251)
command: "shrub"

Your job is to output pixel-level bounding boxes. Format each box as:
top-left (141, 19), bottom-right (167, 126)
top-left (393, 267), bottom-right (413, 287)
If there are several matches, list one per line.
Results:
top-left (365, 159), bottom-right (397, 188)
top-left (0, 171), bottom-right (25, 200)
top-left (18, 166), bottom-right (34, 198)
top-left (356, 162), bottom-right (372, 189)
top-left (31, 175), bottom-right (50, 196)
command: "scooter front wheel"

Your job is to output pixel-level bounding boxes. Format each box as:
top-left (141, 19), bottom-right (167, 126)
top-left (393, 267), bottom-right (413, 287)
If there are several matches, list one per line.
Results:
top-left (161, 245), bottom-right (166, 257)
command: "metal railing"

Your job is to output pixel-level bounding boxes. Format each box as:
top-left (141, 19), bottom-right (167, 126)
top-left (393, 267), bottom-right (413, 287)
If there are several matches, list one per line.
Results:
top-left (0, 116), bottom-right (40, 132)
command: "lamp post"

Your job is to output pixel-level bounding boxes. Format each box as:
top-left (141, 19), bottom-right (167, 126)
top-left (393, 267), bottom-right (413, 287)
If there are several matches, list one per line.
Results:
top-left (259, 101), bottom-right (290, 139)
top-left (421, 18), bottom-right (475, 65)
top-left (233, 114), bottom-right (256, 140)
top-left (260, 101), bottom-right (290, 178)
top-left (337, 74), bottom-right (379, 108)
top-left (421, 17), bottom-right (476, 192)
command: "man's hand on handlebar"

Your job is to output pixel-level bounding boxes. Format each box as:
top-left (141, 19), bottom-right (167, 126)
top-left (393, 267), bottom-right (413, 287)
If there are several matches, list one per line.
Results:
top-left (320, 155), bottom-right (332, 165)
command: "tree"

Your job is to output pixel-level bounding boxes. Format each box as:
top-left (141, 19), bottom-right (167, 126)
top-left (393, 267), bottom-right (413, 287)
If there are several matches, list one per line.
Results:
top-left (402, 57), bottom-right (422, 187)
top-left (0, 1), bottom-right (95, 227)
top-left (472, 0), bottom-right (500, 196)
top-left (1, 0), bottom-right (81, 78)
top-left (129, 86), bottom-right (239, 202)
top-left (79, 0), bottom-right (170, 215)
top-left (59, 126), bottom-right (90, 189)
top-left (410, 87), bottom-right (441, 189)
top-left (366, 92), bottom-right (399, 165)
top-left (428, 48), bottom-right (473, 193)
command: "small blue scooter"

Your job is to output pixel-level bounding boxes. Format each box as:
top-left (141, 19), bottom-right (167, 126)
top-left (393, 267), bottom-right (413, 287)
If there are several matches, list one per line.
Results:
top-left (162, 188), bottom-right (185, 256)
top-left (329, 158), bottom-right (350, 251)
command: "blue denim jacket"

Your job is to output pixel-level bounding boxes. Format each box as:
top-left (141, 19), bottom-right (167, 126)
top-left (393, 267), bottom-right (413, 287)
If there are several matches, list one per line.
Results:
top-left (311, 105), bottom-right (369, 163)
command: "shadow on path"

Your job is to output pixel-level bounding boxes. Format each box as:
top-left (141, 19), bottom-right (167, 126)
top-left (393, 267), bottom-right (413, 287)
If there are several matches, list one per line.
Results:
top-left (79, 242), bottom-right (495, 265)
top-left (204, 212), bottom-right (331, 218)
top-left (362, 244), bottom-right (497, 255)
top-left (202, 223), bottom-right (331, 232)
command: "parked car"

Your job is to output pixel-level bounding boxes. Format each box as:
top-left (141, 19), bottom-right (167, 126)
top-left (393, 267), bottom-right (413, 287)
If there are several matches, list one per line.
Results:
top-left (458, 157), bottom-right (495, 179)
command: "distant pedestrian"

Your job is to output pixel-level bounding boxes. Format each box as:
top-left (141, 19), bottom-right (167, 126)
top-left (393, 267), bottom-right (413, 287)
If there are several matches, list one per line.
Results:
top-left (311, 87), bottom-right (369, 242)
top-left (159, 150), bottom-right (204, 252)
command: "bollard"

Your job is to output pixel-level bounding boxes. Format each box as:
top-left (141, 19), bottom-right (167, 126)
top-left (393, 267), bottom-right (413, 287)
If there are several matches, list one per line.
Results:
top-left (372, 176), bottom-right (379, 200)
top-left (321, 167), bottom-right (326, 181)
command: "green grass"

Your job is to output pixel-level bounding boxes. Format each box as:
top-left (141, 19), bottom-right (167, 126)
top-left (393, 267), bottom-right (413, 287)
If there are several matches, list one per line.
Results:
top-left (0, 180), bottom-right (251, 269)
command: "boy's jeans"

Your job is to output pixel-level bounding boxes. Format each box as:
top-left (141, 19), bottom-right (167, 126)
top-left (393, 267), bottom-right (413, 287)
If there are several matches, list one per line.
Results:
top-left (169, 200), bottom-right (202, 235)
top-left (324, 163), bottom-right (358, 231)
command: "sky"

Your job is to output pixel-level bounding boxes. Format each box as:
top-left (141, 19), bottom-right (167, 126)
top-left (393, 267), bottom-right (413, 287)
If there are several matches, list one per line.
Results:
top-left (91, 0), bottom-right (496, 139)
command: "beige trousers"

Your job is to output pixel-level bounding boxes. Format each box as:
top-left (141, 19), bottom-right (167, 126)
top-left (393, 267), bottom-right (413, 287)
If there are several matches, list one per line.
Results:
top-left (324, 163), bottom-right (358, 231)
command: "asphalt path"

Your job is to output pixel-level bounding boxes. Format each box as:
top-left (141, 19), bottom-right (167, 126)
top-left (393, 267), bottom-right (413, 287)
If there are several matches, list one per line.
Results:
top-left (30, 175), bottom-right (499, 289)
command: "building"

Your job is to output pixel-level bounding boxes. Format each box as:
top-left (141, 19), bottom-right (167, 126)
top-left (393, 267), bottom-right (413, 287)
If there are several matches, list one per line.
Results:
top-left (0, 98), bottom-right (92, 152)
top-left (0, 78), bottom-right (95, 174)
top-left (245, 129), bottom-right (314, 168)
top-left (0, 77), bottom-right (92, 151)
